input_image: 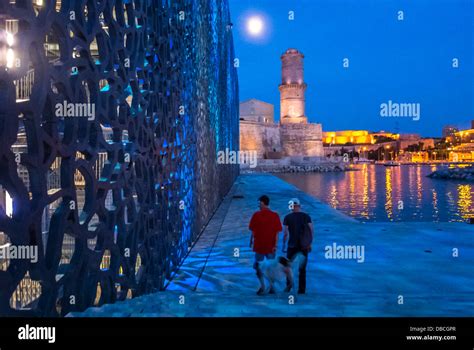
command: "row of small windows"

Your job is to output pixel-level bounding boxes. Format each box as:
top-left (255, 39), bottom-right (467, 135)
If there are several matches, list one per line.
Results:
top-left (240, 116), bottom-right (271, 123)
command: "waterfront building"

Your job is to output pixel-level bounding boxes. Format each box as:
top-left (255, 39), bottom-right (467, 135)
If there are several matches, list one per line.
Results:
top-left (240, 99), bottom-right (275, 124)
top-left (239, 99), bottom-right (282, 159)
top-left (322, 130), bottom-right (400, 146)
top-left (442, 125), bottom-right (460, 138)
top-left (448, 144), bottom-right (474, 162)
top-left (446, 125), bottom-right (474, 162)
top-left (397, 150), bottom-right (430, 163)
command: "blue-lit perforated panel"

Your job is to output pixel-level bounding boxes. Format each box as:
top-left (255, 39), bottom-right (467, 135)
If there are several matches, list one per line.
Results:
top-left (0, 0), bottom-right (238, 316)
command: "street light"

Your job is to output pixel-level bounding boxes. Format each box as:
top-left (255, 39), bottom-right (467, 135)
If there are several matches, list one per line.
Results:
top-left (0, 30), bottom-right (15, 69)
top-left (6, 32), bottom-right (14, 47)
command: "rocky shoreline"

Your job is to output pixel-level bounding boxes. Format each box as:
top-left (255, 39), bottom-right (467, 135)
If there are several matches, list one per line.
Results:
top-left (241, 163), bottom-right (348, 174)
top-left (427, 166), bottom-right (474, 182)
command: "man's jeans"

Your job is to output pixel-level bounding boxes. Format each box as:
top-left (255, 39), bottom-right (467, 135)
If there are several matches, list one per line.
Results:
top-left (286, 248), bottom-right (308, 293)
top-left (254, 253), bottom-right (275, 278)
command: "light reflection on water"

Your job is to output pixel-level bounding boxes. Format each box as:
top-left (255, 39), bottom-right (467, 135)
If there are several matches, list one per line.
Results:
top-left (277, 164), bottom-right (474, 222)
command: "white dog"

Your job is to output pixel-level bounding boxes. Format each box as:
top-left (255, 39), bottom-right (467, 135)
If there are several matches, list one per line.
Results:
top-left (258, 253), bottom-right (306, 293)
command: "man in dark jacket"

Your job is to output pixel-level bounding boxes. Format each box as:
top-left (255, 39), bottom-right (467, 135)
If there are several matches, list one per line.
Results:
top-left (282, 198), bottom-right (313, 294)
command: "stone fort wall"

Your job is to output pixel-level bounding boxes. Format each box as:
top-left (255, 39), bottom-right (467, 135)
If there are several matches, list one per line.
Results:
top-left (240, 121), bottom-right (281, 159)
top-left (280, 123), bottom-right (323, 157)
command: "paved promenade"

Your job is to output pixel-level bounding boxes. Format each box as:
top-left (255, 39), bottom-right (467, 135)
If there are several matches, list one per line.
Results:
top-left (70, 174), bottom-right (474, 317)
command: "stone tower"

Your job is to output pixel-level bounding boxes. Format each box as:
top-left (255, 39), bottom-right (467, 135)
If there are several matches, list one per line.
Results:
top-left (278, 48), bottom-right (323, 158)
top-left (279, 49), bottom-right (308, 124)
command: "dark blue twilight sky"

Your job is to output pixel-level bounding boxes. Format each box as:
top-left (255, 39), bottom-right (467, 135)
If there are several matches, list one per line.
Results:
top-left (228, 0), bottom-right (474, 137)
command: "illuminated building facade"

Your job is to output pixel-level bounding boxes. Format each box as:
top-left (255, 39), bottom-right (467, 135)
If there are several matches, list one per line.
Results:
top-left (322, 130), bottom-right (442, 163)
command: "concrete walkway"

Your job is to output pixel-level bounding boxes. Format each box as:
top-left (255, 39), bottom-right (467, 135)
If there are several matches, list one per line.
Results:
top-left (70, 174), bottom-right (474, 317)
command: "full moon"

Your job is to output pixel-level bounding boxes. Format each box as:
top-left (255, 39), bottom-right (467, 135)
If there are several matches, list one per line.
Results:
top-left (247, 16), bottom-right (264, 36)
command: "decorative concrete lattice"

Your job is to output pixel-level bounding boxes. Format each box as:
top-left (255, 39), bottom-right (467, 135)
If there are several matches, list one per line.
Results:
top-left (0, 0), bottom-right (239, 316)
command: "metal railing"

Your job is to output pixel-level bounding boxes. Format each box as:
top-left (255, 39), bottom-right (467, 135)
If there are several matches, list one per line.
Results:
top-left (14, 69), bottom-right (35, 101)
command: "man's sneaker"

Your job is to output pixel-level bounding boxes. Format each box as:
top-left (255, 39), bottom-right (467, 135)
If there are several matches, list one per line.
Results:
top-left (297, 290), bottom-right (306, 295)
top-left (256, 287), bottom-right (265, 296)
top-left (284, 285), bottom-right (292, 293)
top-left (268, 287), bottom-right (276, 295)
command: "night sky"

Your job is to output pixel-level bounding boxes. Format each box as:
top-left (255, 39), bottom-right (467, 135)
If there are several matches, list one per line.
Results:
top-left (229, 0), bottom-right (473, 137)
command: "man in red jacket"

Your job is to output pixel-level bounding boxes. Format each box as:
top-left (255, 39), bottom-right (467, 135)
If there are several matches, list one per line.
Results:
top-left (249, 195), bottom-right (283, 295)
